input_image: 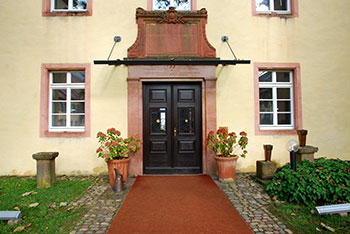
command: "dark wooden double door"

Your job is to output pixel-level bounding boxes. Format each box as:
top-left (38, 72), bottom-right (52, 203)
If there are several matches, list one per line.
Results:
top-left (143, 83), bottom-right (202, 174)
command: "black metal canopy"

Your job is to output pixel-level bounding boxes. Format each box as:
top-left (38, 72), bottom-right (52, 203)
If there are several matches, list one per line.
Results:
top-left (93, 59), bottom-right (250, 66)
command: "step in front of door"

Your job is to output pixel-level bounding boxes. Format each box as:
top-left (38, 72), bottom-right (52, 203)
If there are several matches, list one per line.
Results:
top-left (144, 167), bottom-right (201, 174)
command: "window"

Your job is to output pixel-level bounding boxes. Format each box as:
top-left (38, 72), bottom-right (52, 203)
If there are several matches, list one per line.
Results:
top-left (259, 71), bottom-right (293, 129)
top-left (252, 0), bottom-right (298, 17)
top-left (51, 0), bottom-right (87, 12)
top-left (254, 63), bottom-right (302, 135)
top-left (41, 64), bottom-right (90, 137)
top-left (256, 0), bottom-right (290, 14)
top-left (49, 72), bottom-right (85, 132)
top-left (152, 0), bottom-right (192, 11)
top-left (42, 0), bottom-right (92, 16)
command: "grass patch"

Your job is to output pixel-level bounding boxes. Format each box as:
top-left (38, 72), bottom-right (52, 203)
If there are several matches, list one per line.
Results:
top-left (268, 201), bottom-right (350, 234)
top-left (0, 176), bottom-right (95, 233)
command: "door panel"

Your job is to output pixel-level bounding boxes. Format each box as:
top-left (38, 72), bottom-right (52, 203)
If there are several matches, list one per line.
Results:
top-left (143, 83), bottom-right (202, 174)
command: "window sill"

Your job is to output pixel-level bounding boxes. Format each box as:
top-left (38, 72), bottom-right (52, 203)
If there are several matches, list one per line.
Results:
top-left (255, 12), bottom-right (296, 18)
top-left (43, 11), bottom-right (91, 17)
top-left (42, 131), bottom-right (89, 138)
top-left (255, 129), bottom-right (297, 136)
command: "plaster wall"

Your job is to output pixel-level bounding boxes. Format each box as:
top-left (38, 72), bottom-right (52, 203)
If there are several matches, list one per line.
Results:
top-left (0, 0), bottom-right (349, 175)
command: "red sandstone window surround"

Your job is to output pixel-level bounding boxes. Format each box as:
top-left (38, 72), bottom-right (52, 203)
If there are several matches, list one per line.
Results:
top-left (254, 63), bottom-right (302, 135)
top-left (42, 0), bottom-right (92, 16)
top-left (40, 63), bottom-right (91, 137)
top-left (252, 0), bottom-right (298, 17)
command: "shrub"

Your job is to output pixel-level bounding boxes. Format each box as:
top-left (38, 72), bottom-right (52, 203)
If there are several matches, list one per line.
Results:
top-left (265, 158), bottom-right (350, 208)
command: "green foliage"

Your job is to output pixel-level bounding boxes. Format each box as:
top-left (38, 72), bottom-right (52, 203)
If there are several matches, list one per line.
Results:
top-left (265, 158), bottom-right (350, 208)
top-left (0, 176), bottom-right (94, 233)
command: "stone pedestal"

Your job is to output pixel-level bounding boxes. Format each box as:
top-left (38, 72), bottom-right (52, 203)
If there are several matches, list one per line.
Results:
top-left (296, 146), bottom-right (318, 164)
top-left (256, 160), bottom-right (277, 180)
top-left (32, 152), bottom-right (59, 188)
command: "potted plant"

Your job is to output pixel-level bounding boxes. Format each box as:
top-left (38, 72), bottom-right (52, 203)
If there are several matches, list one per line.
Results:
top-left (206, 127), bottom-right (248, 180)
top-left (96, 128), bottom-right (142, 187)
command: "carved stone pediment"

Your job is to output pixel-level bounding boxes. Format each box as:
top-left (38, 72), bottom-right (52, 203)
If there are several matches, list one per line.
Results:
top-left (128, 7), bottom-right (216, 58)
top-left (158, 7), bottom-right (187, 24)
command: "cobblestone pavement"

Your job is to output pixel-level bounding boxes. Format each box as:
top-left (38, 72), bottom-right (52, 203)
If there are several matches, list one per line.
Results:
top-left (70, 174), bottom-right (292, 234)
top-left (214, 174), bottom-right (293, 234)
top-left (69, 176), bottom-right (136, 234)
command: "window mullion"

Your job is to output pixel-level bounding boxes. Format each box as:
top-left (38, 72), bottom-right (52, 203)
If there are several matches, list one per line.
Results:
top-left (270, 0), bottom-right (274, 11)
top-left (67, 72), bottom-right (71, 128)
top-left (273, 87), bottom-right (278, 127)
top-left (68, 0), bottom-right (73, 11)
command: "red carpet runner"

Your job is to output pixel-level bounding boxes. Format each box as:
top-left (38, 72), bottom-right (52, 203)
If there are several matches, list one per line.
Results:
top-left (108, 175), bottom-right (253, 234)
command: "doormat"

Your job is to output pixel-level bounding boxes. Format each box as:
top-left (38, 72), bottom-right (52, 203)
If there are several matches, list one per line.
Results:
top-left (107, 175), bottom-right (253, 234)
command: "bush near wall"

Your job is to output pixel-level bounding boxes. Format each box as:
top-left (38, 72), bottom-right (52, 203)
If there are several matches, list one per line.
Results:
top-left (265, 158), bottom-right (350, 208)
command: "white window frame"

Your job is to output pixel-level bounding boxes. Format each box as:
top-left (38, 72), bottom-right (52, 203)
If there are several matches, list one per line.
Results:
top-left (259, 71), bottom-right (294, 130)
top-left (256, 0), bottom-right (291, 14)
top-left (49, 71), bottom-right (85, 132)
top-left (51, 0), bottom-right (87, 12)
top-left (153, 0), bottom-right (192, 11)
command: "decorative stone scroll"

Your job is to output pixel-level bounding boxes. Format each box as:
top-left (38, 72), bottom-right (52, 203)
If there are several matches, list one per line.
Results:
top-left (128, 7), bottom-right (216, 58)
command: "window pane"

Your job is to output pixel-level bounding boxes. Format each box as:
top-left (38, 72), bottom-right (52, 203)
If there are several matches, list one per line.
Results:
top-left (54, 0), bottom-right (68, 9)
top-left (277, 88), bottom-right (290, 99)
top-left (73, 0), bottom-right (87, 10)
top-left (256, 0), bottom-right (270, 11)
top-left (52, 73), bottom-right (66, 83)
top-left (260, 114), bottom-right (273, 125)
top-left (154, 0), bottom-right (171, 10)
top-left (52, 115), bottom-right (66, 126)
top-left (276, 72), bottom-right (290, 82)
top-left (259, 71), bottom-right (272, 82)
top-left (71, 72), bottom-right (85, 83)
top-left (71, 89), bottom-right (85, 100)
top-left (71, 115), bottom-right (85, 126)
top-left (52, 89), bottom-right (67, 100)
top-left (173, 0), bottom-right (191, 11)
top-left (278, 113), bottom-right (291, 125)
top-left (277, 101), bottom-right (291, 112)
top-left (179, 107), bottom-right (194, 134)
top-left (52, 102), bottom-right (66, 113)
top-left (259, 88), bottom-right (273, 99)
top-left (151, 108), bottom-right (166, 133)
top-left (274, 0), bottom-right (288, 10)
top-left (71, 102), bottom-right (85, 113)
top-left (153, 0), bottom-right (191, 11)
top-left (260, 101), bottom-right (273, 112)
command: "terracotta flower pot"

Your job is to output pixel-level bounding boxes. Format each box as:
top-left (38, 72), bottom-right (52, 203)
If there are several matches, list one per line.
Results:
top-left (214, 156), bottom-right (238, 180)
top-left (263, 144), bottom-right (273, 161)
top-left (297, 129), bottom-right (308, 147)
top-left (107, 158), bottom-right (130, 187)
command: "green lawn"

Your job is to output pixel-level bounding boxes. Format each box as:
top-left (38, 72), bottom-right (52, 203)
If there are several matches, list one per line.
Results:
top-left (0, 176), bottom-right (95, 233)
top-left (268, 201), bottom-right (350, 234)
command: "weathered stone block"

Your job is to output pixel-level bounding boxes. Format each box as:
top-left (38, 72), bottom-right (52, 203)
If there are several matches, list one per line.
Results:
top-left (296, 146), bottom-right (318, 164)
top-left (32, 152), bottom-right (59, 188)
top-left (256, 160), bottom-right (277, 180)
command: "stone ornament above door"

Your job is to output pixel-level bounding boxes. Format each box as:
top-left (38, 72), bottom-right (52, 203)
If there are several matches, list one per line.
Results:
top-left (128, 7), bottom-right (216, 58)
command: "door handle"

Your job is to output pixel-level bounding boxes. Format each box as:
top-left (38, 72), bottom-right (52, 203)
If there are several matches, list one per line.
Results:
top-left (174, 128), bottom-right (177, 136)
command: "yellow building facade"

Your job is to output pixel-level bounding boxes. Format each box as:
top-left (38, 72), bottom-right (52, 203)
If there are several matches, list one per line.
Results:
top-left (0, 0), bottom-right (349, 176)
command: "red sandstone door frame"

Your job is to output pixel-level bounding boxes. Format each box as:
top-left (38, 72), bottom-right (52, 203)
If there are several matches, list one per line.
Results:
top-left (127, 65), bottom-right (217, 175)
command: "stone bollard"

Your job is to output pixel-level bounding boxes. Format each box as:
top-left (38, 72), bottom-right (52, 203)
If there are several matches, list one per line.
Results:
top-left (256, 144), bottom-right (277, 183)
top-left (32, 152), bottom-right (59, 188)
top-left (296, 146), bottom-right (318, 164)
